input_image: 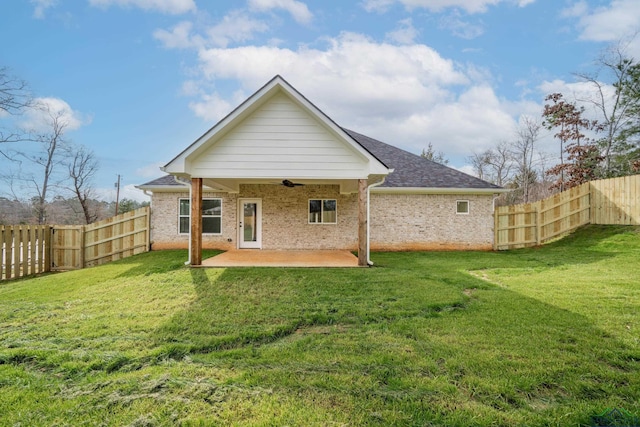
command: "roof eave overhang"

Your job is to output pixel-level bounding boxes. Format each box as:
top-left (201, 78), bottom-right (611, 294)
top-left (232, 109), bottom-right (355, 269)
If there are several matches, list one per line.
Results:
top-left (371, 187), bottom-right (509, 195)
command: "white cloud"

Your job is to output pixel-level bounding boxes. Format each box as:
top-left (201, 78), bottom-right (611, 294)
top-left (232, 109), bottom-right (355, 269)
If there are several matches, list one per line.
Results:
top-left (361, 0), bottom-right (396, 13)
top-left (135, 161), bottom-right (165, 178)
top-left (568, 0), bottom-right (640, 56)
top-left (173, 31), bottom-right (546, 163)
top-left (561, 0), bottom-right (588, 18)
top-left (31, 0), bottom-right (57, 19)
top-left (89, 0), bottom-right (196, 14)
top-left (154, 11), bottom-right (269, 50)
top-left (153, 21), bottom-right (202, 49)
top-left (194, 32), bottom-right (468, 119)
top-left (385, 18), bottom-right (419, 44)
top-left (188, 92), bottom-right (235, 122)
top-left (361, 0), bottom-right (535, 14)
top-left (439, 11), bottom-right (484, 39)
top-left (95, 184), bottom-right (150, 202)
top-left (206, 10), bottom-right (270, 48)
top-left (21, 97), bottom-right (89, 132)
top-left (248, 0), bottom-right (313, 25)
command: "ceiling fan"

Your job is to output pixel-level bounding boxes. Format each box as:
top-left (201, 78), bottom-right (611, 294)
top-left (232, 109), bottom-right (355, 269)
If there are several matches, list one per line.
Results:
top-left (281, 179), bottom-right (304, 188)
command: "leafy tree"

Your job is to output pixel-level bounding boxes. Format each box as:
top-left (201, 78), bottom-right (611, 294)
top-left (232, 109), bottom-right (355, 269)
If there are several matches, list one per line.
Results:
top-left (542, 93), bottom-right (598, 190)
top-left (420, 142), bottom-right (449, 165)
top-left (546, 143), bottom-right (604, 189)
top-left (117, 198), bottom-right (149, 215)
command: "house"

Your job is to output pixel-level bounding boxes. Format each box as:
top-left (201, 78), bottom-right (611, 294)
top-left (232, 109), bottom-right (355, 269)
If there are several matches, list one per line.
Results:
top-left (137, 75), bottom-right (505, 266)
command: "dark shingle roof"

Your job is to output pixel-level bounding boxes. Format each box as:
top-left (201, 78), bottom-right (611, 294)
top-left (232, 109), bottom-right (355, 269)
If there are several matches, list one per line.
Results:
top-left (139, 129), bottom-right (501, 191)
top-left (138, 175), bottom-right (186, 187)
top-left (344, 128), bottom-right (501, 190)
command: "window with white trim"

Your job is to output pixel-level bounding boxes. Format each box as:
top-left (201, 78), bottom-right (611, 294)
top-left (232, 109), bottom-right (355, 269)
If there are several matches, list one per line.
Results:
top-left (179, 198), bottom-right (222, 234)
top-left (456, 200), bottom-right (469, 215)
top-left (309, 199), bottom-right (337, 224)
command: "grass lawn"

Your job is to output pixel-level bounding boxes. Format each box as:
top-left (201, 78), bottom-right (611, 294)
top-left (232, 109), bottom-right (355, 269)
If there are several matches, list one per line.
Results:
top-left (0, 225), bottom-right (639, 426)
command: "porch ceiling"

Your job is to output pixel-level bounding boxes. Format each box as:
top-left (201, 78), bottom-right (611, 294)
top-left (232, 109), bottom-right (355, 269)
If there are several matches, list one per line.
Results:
top-left (201, 177), bottom-right (361, 194)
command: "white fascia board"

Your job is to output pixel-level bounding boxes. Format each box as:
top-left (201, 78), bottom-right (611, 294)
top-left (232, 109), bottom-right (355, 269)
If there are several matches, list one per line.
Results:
top-left (371, 187), bottom-right (510, 195)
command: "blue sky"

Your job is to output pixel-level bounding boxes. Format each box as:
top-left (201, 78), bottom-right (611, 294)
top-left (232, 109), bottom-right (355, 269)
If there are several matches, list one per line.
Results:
top-left (1, 0), bottom-right (639, 202)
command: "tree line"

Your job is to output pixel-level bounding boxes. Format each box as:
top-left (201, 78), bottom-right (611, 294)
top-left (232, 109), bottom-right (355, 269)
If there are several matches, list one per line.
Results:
top-left (0, 196), bottom-right (148, 226)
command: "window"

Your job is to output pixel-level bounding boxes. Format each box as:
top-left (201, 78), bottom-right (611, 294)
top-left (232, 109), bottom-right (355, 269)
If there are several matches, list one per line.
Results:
top-left (456, 200), bottom-right (469, 215)
top-left (179, 198), bottom-right (222, 234)
top-left (309, 199), bottom-right (337, 224)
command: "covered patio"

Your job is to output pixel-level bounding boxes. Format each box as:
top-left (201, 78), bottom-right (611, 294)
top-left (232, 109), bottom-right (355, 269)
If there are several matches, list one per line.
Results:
top-left (160, 76), bottom-right (391, 267)
top-left (200, 249), bottom-right (360, 268)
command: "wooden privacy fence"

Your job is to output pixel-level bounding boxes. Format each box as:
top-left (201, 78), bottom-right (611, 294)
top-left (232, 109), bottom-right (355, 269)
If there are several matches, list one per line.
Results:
top-left (1, 207), bottom-right (150, 280)
top-left (495, 175), bottom-right (640, 250)
top-left (1, 225), bottom-right (51, 281)
top-left (51, 207), bottom-right (150, 270)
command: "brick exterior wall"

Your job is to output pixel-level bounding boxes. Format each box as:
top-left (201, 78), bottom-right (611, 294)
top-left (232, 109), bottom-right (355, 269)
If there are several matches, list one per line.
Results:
top-left (150, 185), bottom-right (359, 250)
top-left (150, 187), bottom-right (495, 251)
top-left (369, 193), bottom-right (494, 251)
top-left (150, 191), bottom-right (237, 250)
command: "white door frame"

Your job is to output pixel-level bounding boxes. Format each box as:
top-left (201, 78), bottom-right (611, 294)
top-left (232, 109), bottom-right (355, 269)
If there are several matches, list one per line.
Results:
top-left (238, 198), bottom-right (262, 249)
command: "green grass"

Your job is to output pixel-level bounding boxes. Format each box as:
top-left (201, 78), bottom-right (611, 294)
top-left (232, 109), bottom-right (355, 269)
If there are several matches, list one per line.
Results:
top-left (1, 225), bottom-right (639, 426)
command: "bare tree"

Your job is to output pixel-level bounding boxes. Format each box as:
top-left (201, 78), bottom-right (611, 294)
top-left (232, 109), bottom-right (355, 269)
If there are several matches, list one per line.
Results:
top-left (1, 67), bottom-right (32, 158)
top-left (67, 144), bottom-right (99, 224)
top-left (468, 142), bottom-right (514, 187)
top-left (0, 67), bottom-right (31, 116)
top-left (468, 151), bottom-right (491, 181)
top-left (512, 117), bottom-right (541, 203)
top-left (16, 106), bottom-right (69, 224)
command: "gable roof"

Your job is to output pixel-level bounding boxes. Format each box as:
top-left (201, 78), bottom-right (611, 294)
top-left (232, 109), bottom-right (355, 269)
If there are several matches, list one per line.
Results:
top-left (162, 75), bottom-right (389, 181)
top-left (138, 75), bottom-right (503, 194)
top-left (139, 128), bottom-right (503, 193)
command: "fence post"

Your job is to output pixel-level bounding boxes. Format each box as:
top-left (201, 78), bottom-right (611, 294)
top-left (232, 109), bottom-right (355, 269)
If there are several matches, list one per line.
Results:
top-left (2, 226), bottom-right (10, 280)
top-left (536, 207), bottom-right (542, 246)
top-left (146, 206), bottom-right (151, 251)
top-left (493, 206), bottom-right (499, 251)
top-left (79, 225), bottom-right (86, 269)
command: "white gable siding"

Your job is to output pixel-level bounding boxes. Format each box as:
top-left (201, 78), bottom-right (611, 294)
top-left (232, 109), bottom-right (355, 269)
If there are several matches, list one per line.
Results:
top-left (190, 93), bottom-right (369, 179)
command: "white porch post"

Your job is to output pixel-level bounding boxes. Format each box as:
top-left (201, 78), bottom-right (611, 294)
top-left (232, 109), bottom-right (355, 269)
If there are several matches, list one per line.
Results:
top-left (357, 178), bottom-right (368, 267)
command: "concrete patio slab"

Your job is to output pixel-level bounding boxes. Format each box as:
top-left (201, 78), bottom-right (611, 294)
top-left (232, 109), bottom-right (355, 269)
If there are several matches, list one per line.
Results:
top-left (200, 250), bottom-right (360, 268)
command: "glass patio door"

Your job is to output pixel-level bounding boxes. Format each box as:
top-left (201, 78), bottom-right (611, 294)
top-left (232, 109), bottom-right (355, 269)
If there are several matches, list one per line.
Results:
top-left (238, 199), bottom-right (261, 249)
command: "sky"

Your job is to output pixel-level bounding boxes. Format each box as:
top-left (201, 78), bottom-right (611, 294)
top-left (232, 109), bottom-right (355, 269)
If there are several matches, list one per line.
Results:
top-left (1, 0), bottom-right (639, 202)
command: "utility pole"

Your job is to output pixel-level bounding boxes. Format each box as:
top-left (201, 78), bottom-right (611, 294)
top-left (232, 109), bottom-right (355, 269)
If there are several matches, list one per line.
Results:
top-left (115, 174), bottom-right (121, 216)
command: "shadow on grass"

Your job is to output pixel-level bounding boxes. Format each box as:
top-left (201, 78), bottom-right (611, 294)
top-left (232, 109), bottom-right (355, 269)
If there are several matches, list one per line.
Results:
top-left (145, 255), bottom-right (640, 425)
top-left (113, 250), bottom-right (222, 278)
top-left (151, 261), bottom-right (473, 360)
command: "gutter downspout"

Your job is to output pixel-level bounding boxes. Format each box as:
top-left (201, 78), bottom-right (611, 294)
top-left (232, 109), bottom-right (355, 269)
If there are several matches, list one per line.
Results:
top-left (366, 176), bottom-right (387, 266)
top-left (174, 176), bottom-right (192, 266)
